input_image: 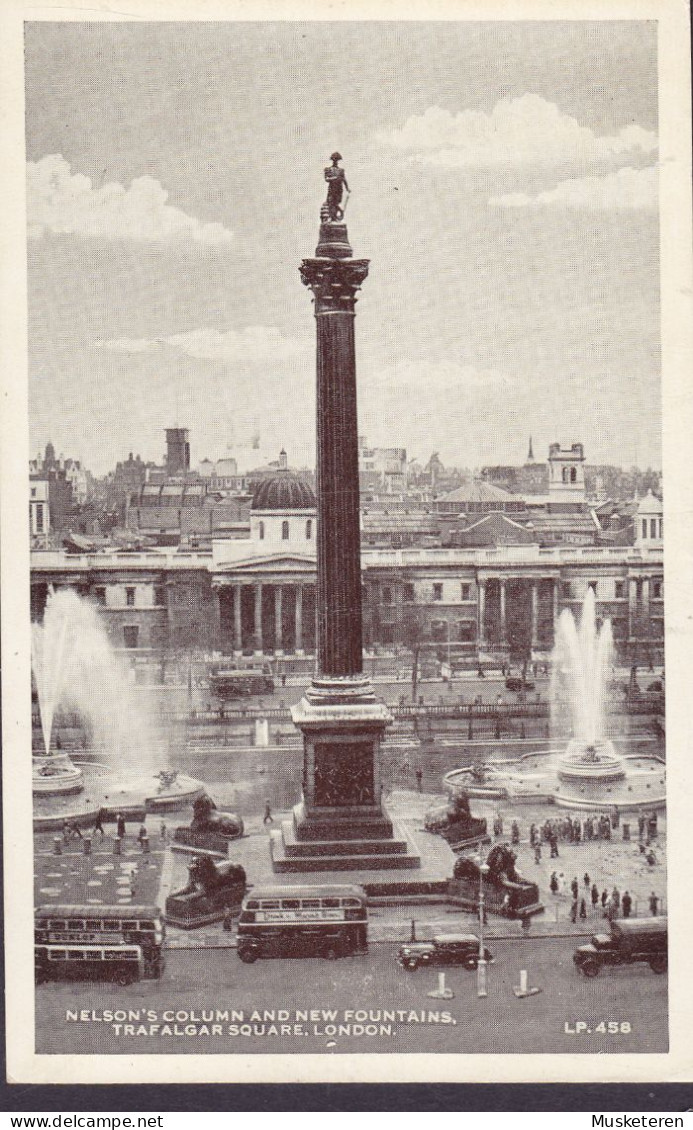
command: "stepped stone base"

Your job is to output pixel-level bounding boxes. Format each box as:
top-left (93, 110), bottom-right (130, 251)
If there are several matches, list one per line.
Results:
top-left (270, 803), bottom-right (421, 873)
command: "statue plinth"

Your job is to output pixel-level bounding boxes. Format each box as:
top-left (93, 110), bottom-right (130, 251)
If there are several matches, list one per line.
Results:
top-left (315, 221), bottom-right (352, 258)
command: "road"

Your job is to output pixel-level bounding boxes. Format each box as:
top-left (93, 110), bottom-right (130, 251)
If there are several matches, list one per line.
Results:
top-left (35, 936), bottom-right (667, 1056)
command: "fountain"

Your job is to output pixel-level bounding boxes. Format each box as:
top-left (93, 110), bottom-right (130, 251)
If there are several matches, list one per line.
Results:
top-left (443, 589), bottom-right (666, 812)
top-left (32, 589), bottom-right (205, 829)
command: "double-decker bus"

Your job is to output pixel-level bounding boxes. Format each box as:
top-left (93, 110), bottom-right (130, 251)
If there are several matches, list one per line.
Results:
top-left (35, 904), bottom-right (165, 985)
top-left (209, 665), bottom-right (274, 701)
top-left (236, 884), bottom-right (368, 962)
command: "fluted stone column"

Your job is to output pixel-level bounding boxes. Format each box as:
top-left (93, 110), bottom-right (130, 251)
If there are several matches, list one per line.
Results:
top-left (530, 581), bottom-right (539, 650)
top-left (300, 255), bottom-right (369, 679)
top-left (295, 584), bottom-right (303, 654)
top-left (254, 583), bottom-right (263, 655)
top-left (477, 580), bottom-right (487, 649)
top-left (233, 584), bottom-right (242, 654)
top-left (499, 579), bottom-right (508, 645)
top-left (274, 585), bottom-right (284, 654)
top-left (275, 157), bottom-right (416, 875)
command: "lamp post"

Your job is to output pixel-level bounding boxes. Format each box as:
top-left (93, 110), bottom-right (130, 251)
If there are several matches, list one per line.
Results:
top-left (477, 859), bottom-right (490, 998)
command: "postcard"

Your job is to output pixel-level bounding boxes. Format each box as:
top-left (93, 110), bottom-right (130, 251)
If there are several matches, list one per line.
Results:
top-left (2, 0), bottom-right (692, 1086)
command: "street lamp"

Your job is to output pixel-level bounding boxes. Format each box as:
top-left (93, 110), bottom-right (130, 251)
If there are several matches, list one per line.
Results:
top-left (477, 858), bottom-right (490, 998)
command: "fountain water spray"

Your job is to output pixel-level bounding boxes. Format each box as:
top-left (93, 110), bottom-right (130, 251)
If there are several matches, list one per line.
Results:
top-left (32, 588), bottom-right (163, 777)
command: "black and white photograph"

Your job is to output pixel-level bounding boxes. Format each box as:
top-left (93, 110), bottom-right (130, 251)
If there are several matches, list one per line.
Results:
top-left (2, 0), bottom-right (692, 1085)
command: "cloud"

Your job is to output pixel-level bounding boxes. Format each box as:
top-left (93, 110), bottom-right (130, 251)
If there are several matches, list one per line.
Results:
top-left (489, 165), bottom-right (658, 210)
top-left (97, 325), bottom-right (309, 363)
top-left (378, 95), bottom-right (658, 169)
top-left (27, 155), bottom-right (233, 244)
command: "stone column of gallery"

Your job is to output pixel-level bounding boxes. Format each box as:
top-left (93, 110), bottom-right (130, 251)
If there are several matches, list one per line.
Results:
top-left (271, 155), bottom-right (420, 873)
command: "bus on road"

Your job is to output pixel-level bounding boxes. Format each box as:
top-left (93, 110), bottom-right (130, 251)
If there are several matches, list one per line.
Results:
top-left (236, 884), bottom-right (368, 962)
top-left (35, 904), bottom-right (165, 985)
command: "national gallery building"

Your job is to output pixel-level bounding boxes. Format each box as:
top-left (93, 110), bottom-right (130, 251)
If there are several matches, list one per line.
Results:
top-left (30, 464), bottom-right (665, 669)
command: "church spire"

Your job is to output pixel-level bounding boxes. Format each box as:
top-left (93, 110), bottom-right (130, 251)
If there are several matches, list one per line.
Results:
top-left (527, 435), bottom-right (534, 463)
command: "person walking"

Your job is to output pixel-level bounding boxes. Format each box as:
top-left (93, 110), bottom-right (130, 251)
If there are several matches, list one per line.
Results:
top-left (601, 888), bottom-right (609, 910)
top-left (415, 768), bottom-right (423, 792)
top-left (621, 891), bottom-right (632, 918)
top-left (534, 843), bottom-right (541, 865)
top-left (612, 886), bottom-right (621, 915)
top-left (579, 898), bottom-right (588, 920)
top-left (263, 799), bottom-right (274, 825)
top-left (570, 876), bottom-right (579, 900)
top-left (649, 891), bottom-right (659, 916)
top-left (511, 820), bottom-right (520, 845)
top-left (591, 883), bottom-right (599, 911)
top-left (550, 872), bottom-right (559, 896)
top-left (137, 823), bottom-right (147, 844)
top-left (116, 813), bottom-right (126, 840)
top-left (91, 807), bottom-right (107, 837)
top-left (583, 872), bottom-right (590, 889)
top-left (570, 898), bottom-right (578, 924)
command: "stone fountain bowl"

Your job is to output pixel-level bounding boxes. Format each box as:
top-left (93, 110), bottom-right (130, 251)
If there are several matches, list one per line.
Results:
top-left (556, 738), bottom-right (625, 783)
top-left (32, 755), bottom-right (84, 797)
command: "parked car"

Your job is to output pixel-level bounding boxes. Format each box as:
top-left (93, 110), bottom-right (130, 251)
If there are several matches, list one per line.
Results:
top-left (505, 676), bottom-right (535, 692)
top-left (573, 917), bottom-right (667, 977)
top-left (397, 933), bottom-right (493, 972)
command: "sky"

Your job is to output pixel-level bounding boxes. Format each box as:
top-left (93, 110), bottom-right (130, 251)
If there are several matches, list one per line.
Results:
top-left (25, 20), bottom-right (661, 476)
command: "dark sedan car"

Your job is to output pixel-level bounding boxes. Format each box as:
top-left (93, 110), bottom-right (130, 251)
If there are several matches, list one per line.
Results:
top-left (505, 676), bottom-right (535, 692)
top-left (397, 933), bottom-right (493, 972)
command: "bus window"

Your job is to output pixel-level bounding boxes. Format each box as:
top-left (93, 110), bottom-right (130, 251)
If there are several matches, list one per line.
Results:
top-left (68, 950), bottom-right (84, 960)
top-left (246, 900), bottom-right (259, 910)
top-left (302, 899), bottom-right (320, 909)
top-left (67, 920), bottom-right (83, 930)
top-left (323, 899), bottom-right (340, 908)
top-left (85, 950), bottom-right (100, 960)
top-left (260, 900), bottom-right (280, 910)
top-left (283, 900), bottom-right (300, 910)
top-left (343, 899), bottom-right (361, 908)
top-left (122, 920), bottom-right (137, 930)
top-left (51, 920), bottom-right (66, 931)
top-left (86, 920), bottom-right (101, 931)
top-left (140, 920), bottom-right (156, 931)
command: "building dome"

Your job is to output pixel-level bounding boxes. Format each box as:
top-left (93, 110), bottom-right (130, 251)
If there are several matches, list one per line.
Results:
top-left (637, 488), bottom-right (663, 515)
top-left (251, 468), bottom-right (316, 511)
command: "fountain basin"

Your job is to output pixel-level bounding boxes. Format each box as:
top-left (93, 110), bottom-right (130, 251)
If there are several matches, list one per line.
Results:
top-left (557, 739), bottom-right (625, 783)
top-left (32, 755), bottom-right (84, 797)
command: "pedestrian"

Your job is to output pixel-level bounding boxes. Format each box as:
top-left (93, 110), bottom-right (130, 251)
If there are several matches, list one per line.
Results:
top-left (570, 898), bottom-right (578, 924)
top-left (591, 883), bottom-right (599, 910)
top-left (649, 891), bottom-right (659, 916)
top-left (62, 819), bottom-right (71, 843)
top-left (550, 872), bottom-right (559, 896)
top-left (612, 886), bottom-right (620, 914)
top-left (583, 872), bottom-right (590, 889)
top-left (534, 843), bottom-right (541, 865)
top-left (558, 872), bottom-right (565, 895)
top-left (621, 891), bottom-right (632, 919)
top-left (550, 833), bottom-right (559, 859)
top-left (222, 906), bottom-right (234, 932)
top-left (570, 876), bottom-right (579, 900)
top-left (137, 823), bottom-right (147, 843)
top-left (68, 820), bottom-right (83, 840)
top-left (601, 888), bottom-right (609, 909)
top-left (579, 898), bottom-right (587, 920)
top-left (263, 799), bottom-right (274, 825)
top-left (91, 807), bottom-right (106, 837)
top-left (415, 768), bottom-right (423, 792)
top-left (281, 673), bottom-right (286, 687)
top-left (511, 820), bottom-right (520, 845)
top-left (160, 821), bottom-right (167, 840)
top-left (116, 813), bottom-right (126, 840)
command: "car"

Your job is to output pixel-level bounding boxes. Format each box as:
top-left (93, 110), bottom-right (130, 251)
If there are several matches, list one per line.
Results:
top-left (647, 680), bottom-right (664, 693)
top-left (397, 933), bottom-right (493, 972)
top-left (505, 676), bottom-right (535, 692)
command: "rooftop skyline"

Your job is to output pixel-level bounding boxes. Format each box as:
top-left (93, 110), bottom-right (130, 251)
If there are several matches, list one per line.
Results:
top-left (26, 21), bottom-right (660, 476)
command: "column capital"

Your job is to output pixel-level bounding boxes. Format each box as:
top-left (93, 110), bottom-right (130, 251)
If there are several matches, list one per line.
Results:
top-left (300, 257), bottom-right (370, 314)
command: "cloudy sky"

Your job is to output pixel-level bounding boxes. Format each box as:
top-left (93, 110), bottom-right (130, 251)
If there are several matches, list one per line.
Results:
top-left (25, 21), bottom-right (660, 475)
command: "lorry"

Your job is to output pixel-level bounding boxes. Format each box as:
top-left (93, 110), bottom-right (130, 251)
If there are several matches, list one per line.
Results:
top-left (573, 916), bottom-right (667, 977)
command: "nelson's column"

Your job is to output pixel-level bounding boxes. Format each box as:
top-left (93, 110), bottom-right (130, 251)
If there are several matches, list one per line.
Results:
top-left (271, 155), bottom-right (420, 873)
